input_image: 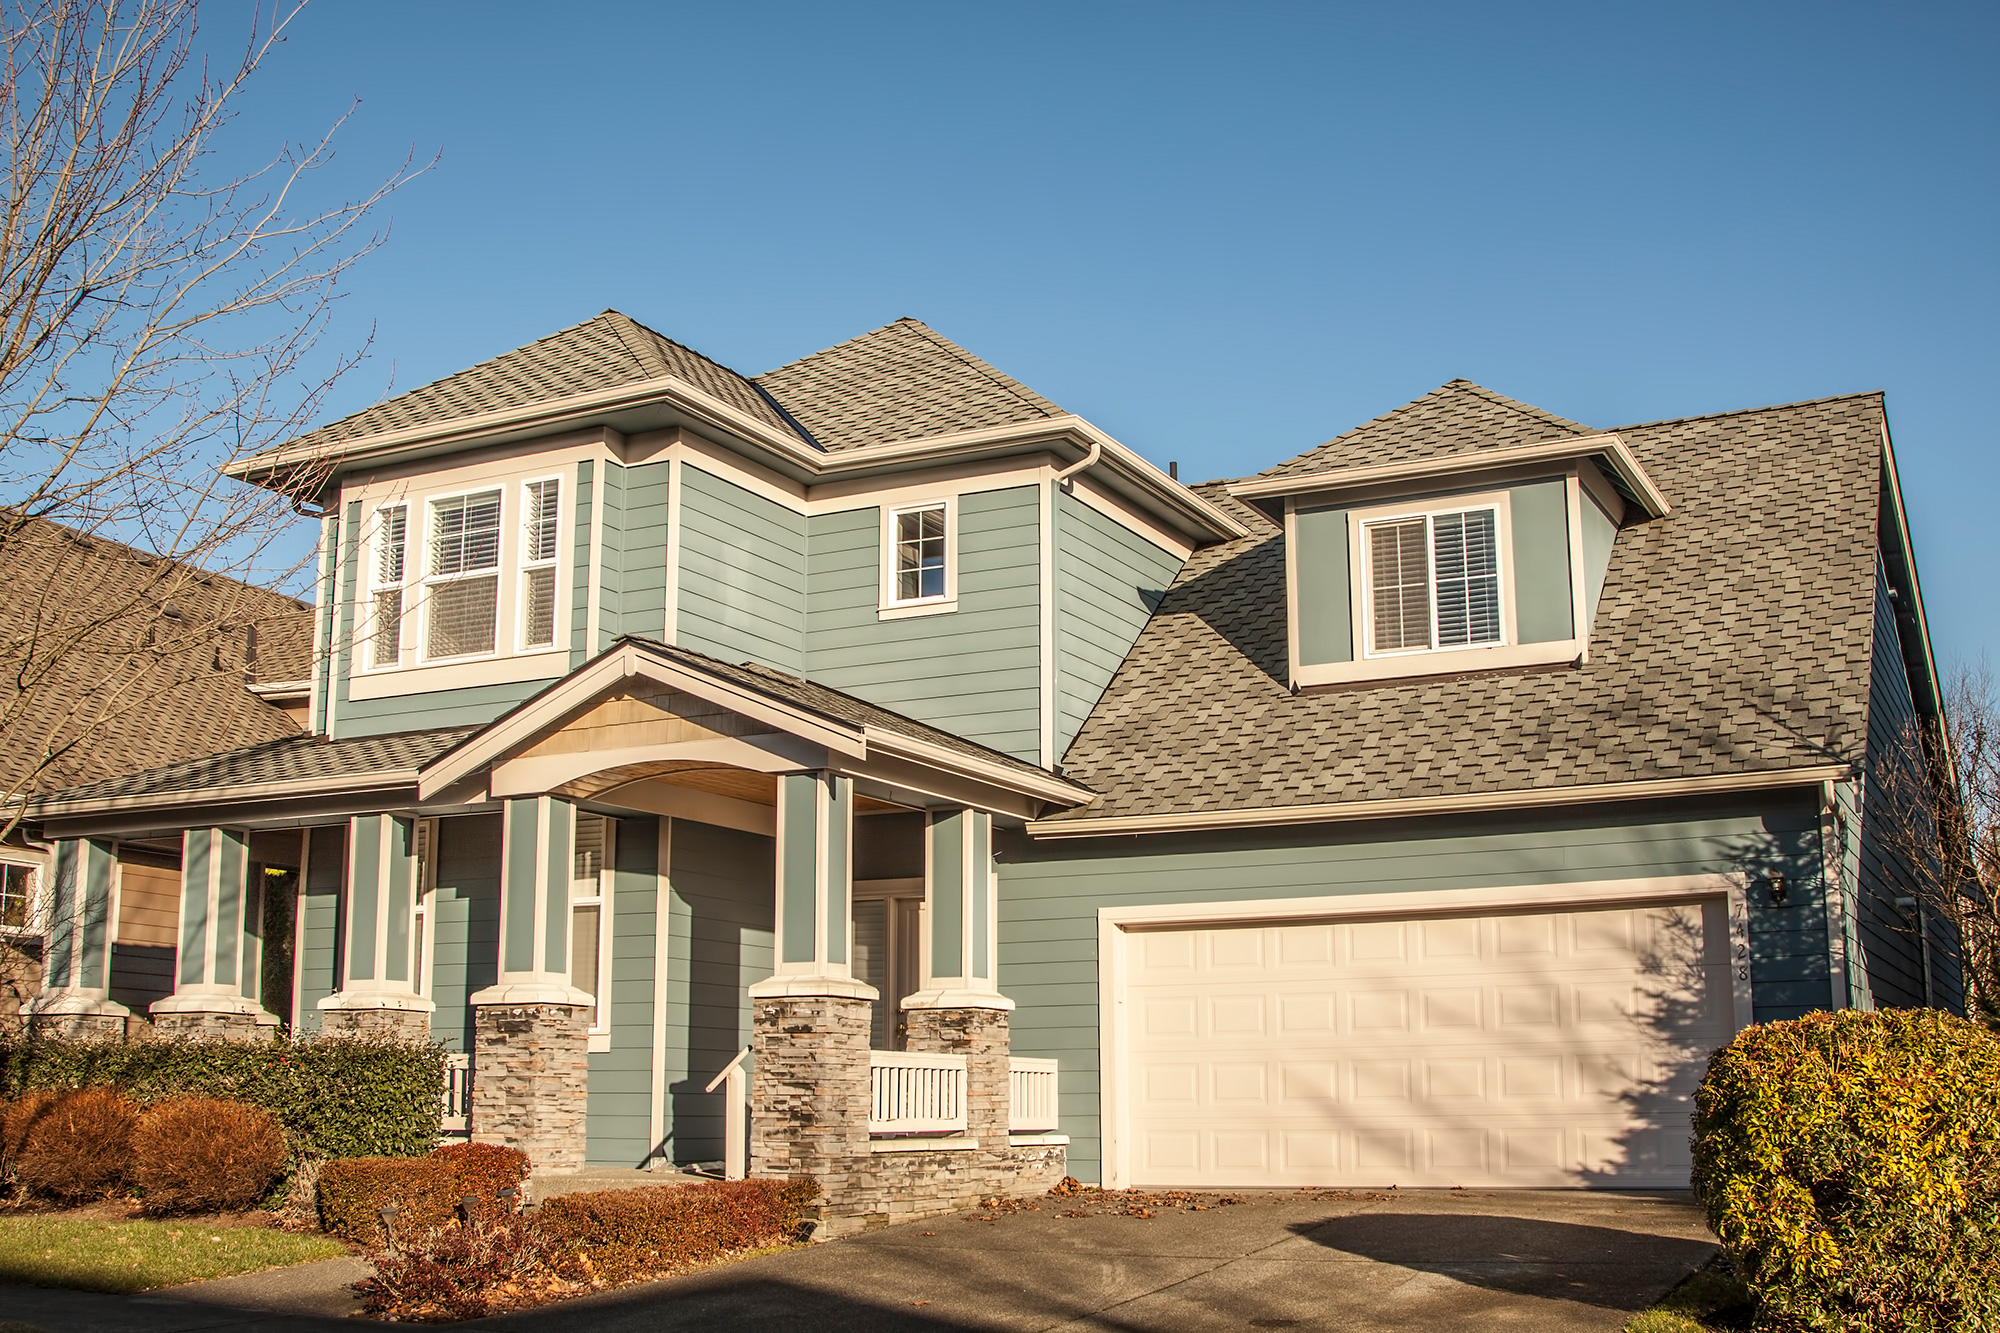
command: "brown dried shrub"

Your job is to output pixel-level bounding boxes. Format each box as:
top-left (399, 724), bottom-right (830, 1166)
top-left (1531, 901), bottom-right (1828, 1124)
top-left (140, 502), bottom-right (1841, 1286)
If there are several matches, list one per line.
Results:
top-left (14, 1086), bottom-right (137, 1200)
top-left (429, 1141), bottom-right (529, 1219)
top-left (0, 1089), bottom-right (58, 1172)
top-left (132, 1095), bottom-right (288, 1215)
top-left (538, 1178), bottom-right (821, 1284)
top-left (318, 1154), bottom-right (457, 1245)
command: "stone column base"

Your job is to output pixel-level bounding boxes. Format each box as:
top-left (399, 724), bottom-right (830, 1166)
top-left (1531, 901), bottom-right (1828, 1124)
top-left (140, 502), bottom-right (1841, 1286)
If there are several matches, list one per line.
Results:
top-left (902, 1005), bottom-right (1012, 1147)
top-left (750, 993), bottom-right (873, 1182)
top-left (471, 1002), bottom-right (588, 1173)
top-left (24, 990), bottom-right (131, 1041)
top-left (319, 992), bottom-right (434, 1042)
top-left (149, 994), bottom-right (274, 1041)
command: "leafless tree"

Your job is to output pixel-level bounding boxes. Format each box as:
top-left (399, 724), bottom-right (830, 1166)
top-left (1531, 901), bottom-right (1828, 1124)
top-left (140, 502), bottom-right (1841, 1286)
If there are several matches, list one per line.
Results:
top-left (0, 0), bottom-right (419, 840)
top-left (1871, 664), bottom-right (2000, 1026)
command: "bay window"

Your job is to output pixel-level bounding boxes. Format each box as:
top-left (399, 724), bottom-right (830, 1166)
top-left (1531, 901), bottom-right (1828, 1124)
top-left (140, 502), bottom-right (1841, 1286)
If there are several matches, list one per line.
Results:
top-left (425, 489), bottom-right (502, 660)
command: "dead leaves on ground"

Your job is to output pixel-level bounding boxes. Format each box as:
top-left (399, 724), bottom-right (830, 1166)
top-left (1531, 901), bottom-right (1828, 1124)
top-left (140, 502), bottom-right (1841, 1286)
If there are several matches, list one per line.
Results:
top-left (961, 1178), bottom-right (1394, 1224)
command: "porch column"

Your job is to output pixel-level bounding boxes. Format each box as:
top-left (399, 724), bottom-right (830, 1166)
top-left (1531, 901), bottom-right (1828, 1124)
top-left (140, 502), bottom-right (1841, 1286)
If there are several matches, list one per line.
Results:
top-left (902, 808), bottom-right (1014, 1146)
top-left (748, 771), bottom-right (877, 1181)
top-left (150, 827), bottom-right (276, 1038)
top-left (24, 838), bottom-right (132, 1037)
top-left (468, 795), bottom-right (592, 1173)
top-left (318, 814), bottom-right (434, 1040)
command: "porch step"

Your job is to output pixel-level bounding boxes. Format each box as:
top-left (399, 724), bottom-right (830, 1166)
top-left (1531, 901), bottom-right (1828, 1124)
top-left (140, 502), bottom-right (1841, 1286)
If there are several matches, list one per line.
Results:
top-left (527, 1166), bottom-right (705, 1203)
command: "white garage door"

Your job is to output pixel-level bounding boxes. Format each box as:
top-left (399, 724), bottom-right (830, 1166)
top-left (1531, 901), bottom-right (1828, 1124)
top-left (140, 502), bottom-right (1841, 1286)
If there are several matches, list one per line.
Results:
top-left (1122, 899), bottom-right (1735, 1189)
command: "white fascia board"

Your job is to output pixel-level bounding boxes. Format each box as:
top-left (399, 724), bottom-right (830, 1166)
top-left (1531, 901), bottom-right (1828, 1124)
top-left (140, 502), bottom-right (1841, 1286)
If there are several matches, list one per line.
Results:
top-left (417, 643), bottom-right (868, 799)
top-left (1025, 764), bottom-right (1850, 839)
top-left (859, 727), bottom-right (1094, 807)
top-left (31, 767), bottom-right (421, 818)
top-left (1228, 433), bottom-right (1671, 520)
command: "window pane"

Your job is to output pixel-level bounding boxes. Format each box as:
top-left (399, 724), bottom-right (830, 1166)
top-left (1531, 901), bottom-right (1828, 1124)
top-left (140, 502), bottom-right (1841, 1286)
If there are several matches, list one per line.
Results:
top-left (430, 491), bottom-right (502, 576)
top-left (0, 866), bottom-right (29, 929)
top-left (894, 506), bottom-right (947, 601)
top-left (522, 566), bottom-right (556, 648)
top-left (525, 480), bottom-right (560, 563)
top-left (427, 575), bottom-right (498, 658)
top-left (1434, 510), bottom-right (1501, 647)
top-left (371, 589), bottom-right (403, 667)
top-left (570, 903), bottom-right (601, 1026)
top-left (573, 814), bottom-right (606, 882)
top-left (853, 900), bottom-right (890, 1049)
top-left (1369, 519), bottom-right (1431, 651)
top-left (377, 507), bottom-right (407, 585)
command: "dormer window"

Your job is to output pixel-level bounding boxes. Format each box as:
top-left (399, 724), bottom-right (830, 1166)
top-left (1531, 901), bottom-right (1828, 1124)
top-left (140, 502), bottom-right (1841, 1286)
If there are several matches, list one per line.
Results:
top-left (1363, 506), bottom-right (1502, 655)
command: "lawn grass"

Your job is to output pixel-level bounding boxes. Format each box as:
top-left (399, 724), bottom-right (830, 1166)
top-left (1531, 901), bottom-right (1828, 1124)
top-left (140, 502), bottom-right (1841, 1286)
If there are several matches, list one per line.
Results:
top-left (1625, 1267), bottom-right (1756, 1333)
top-left (0, 1216), bottom-right (345, 1293)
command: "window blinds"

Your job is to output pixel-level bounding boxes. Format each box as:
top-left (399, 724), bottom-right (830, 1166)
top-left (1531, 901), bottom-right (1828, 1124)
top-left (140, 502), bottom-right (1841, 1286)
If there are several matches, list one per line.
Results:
top-left (1366, 508), bottom-right (1501, 653)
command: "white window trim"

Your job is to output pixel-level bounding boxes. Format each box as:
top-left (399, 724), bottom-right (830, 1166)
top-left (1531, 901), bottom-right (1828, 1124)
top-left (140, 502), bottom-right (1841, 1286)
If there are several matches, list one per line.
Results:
top-left (1288, 481), bottom-right (1587, 689)
top-left (571, 817), bottom-right (614, 1053)
top-left (515, 474), bottom-right (564, 654)
top-left (0, 857), bottom-right (41, 936)
top-left (361, 504), bottom-right (410, 674)
top-left (413, 817), bottom-right (437, 998)
top-left (420, 486), bottom-right (508, 666)
top-left (879, 497), bottom-right (957, 620)
top-left (1356, 498), bottom-right (1509, 660)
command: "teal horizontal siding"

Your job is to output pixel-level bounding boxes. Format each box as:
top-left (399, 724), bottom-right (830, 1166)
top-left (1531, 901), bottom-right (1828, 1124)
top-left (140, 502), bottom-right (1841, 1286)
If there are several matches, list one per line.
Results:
top-left (1054, 491), bottom-right (1181, 758)
top-left (294, 826), bottom-right (345, 1035)
top-left (997, 797), bottom-right (1831, 1186)
top-left (587, 816), bottom-right (660, 1167)
top-left (427, 814), bottom-right (501, 1054)
top-left (334, 678), bottom-right (559, 738)
top-left (661, 818), bottom-right (773, 1166)
top-left (675, 465), bottom-right (805, 674)
top-left (611, 461), bottom-right (670, 644)
top-left (806, 486), bottom-right (1042, 761)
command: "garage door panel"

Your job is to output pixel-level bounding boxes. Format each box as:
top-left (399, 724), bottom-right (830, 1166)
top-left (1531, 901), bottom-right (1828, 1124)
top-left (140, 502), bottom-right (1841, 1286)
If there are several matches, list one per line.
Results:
top-left (1124, 899), bottom-right (1734, 1189)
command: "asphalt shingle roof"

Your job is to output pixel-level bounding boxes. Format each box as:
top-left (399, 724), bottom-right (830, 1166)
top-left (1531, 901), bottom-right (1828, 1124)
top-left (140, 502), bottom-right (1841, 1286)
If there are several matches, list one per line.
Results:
top-left (276, 311), bottom-right (804, 455)
top-left (1255, 378), bottom-right (1598, 481)
top-left (38, 726), bottom-right (476, 807)
top-left (0, 517), bottom-right (313, 796)
top-left (754, 318), bottom-right (1067, 451)
top-left (1045, 387), bottom-right (1886, 824)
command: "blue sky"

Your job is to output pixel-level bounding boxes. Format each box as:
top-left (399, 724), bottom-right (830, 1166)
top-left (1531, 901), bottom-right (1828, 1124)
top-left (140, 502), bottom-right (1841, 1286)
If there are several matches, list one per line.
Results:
top-left (234, 1), bottom-right (1997, 670)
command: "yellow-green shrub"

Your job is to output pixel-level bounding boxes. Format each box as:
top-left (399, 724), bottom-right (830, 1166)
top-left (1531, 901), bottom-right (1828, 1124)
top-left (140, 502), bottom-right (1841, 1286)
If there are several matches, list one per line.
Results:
top-left (1691, 1009), bottom-right (2000, 1331)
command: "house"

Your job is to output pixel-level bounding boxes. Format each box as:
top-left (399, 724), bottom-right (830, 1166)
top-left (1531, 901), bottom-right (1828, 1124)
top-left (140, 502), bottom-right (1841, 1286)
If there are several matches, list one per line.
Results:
top-left (0, 517), bottom-right (312, 1029)
top-left (21, 311), bottom-right (1950, 1229)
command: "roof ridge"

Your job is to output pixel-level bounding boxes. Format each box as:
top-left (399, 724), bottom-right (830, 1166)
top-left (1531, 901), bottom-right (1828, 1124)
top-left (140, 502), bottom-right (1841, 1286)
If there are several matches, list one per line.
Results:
top-left (599, 309), bottom-right (676, 379)
top-left (1613, 388), bottom-right (1886, 434)
top-left (901, 319), bottom-right (1063, 419)
top-left (1448, 379), bottom-right (1596, 436)
top-left (757, 317), bottom-right (919, 379)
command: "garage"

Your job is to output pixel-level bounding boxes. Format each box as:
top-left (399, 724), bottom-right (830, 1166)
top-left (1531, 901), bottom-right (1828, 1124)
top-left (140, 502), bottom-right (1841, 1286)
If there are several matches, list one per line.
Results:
top-left (1116, 894), bottom-right (1740, 1189)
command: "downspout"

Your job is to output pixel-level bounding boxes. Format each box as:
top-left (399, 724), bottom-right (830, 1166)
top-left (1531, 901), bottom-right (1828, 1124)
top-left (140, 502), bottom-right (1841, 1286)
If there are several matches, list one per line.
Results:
top-left (1053, 439), bottom-right (1102, 488)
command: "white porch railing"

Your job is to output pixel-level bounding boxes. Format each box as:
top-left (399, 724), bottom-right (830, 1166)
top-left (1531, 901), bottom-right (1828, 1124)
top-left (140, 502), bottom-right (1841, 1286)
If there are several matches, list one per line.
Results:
top-left (869, 1050), bottom-right (966, 1135)
top-left (441, 1052), bottom-right (472, 1135)
top-left (1009, 1057), bottom-right (1059, 1132)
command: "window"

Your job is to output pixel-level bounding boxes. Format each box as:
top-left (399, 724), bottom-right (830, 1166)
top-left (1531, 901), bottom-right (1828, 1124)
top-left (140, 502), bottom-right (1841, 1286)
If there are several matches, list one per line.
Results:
top-left (370, 505), bottom-right (408, 668)
top-left (569, 814), bottom-right (612, 1044)
top-left (412, 819), bottom-right (435, 996)
top-left (425, 490), bottom-right (502, 659)
top-left (0, 863), bottom-right (33, 931)
top-left (520, 479), bottom-right (560, 649)
top-left (1362, 506), bottom-right (1501, 655)
top-left (890, 503), bottom-right (947, 603)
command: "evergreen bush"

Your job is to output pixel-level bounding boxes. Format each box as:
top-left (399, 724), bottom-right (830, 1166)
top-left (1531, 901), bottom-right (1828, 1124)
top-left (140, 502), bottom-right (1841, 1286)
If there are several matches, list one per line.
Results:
top-left (1692, 1008), bottom-right (2000, 1332)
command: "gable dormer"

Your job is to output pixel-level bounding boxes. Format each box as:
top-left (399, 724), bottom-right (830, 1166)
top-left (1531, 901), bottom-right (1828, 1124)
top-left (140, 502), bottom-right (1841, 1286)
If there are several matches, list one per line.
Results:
top-left (1230, 388), bottom-right (1668, 690)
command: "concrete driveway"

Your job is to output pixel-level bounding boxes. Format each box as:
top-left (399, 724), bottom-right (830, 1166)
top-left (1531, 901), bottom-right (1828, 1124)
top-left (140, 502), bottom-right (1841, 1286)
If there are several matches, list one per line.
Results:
top-left (0, 1187), bottom-right (1716, 1332)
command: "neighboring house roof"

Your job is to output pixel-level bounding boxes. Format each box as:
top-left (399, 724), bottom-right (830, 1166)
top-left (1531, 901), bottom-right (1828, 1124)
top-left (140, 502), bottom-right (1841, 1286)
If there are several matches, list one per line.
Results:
top-left (35, 726), bottom-right (477, 810)
top-left (271, 311), bottom-right (806, 457)
top-left (1254, 378), bottom-right (1597, 481)
top-left (0, 517), bottom-right (313, 799)
top-left (754, 318), bottom-right (1068, 452)
top-left (1044, 388), bottom-right (1887, 826)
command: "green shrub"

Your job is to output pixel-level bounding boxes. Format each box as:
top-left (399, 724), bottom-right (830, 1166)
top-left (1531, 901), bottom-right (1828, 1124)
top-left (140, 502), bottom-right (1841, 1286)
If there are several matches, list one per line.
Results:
top-left (539, 1178), bottom-right (820, 1284)
top-left (0, 1034), bottom-right (445, 1161)
top-left (319, 1142), bottom-right (532, 1244)
top-left (1692, 1008), bottom-right (2000, 1331)
top-left (15, 1087), bottom-right (138, 1201)
top-left (132, 1096), bottom-right (288, 1215)
top-left (318, 1155), bottom-right (456, 1244)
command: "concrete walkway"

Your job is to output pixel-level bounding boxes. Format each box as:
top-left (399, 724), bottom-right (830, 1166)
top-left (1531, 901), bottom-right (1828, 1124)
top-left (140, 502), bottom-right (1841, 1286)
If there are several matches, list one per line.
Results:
top-left (0, 1188), bottom-right (1716, 1332)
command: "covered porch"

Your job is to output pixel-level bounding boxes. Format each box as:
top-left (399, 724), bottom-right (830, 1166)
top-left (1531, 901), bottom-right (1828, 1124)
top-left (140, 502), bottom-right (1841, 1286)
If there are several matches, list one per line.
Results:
top-left (25, 640), bottom-right (1086, 1228)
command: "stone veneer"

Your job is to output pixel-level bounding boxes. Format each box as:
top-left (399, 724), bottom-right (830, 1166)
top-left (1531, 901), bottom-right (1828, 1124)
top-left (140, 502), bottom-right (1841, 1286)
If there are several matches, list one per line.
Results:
top-left (473, 1002), bottom-right (588, 1173)
top-left (27, 1012), bottom-right (129, 1041)
top-left (755, 997), bottom-right (1065, 1239)
top-left (149, 1010), bottom-right (268, 1041)
top-left (321, 1007), bottom-right (433, 1041)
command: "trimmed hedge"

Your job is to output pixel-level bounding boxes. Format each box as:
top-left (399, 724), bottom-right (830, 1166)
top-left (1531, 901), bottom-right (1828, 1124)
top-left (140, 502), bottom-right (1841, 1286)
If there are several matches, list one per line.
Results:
top-left (1692, 1008), bottom-right (2000, 1332)
top-left (539, 1178), bottom-right (820, 1284)
top-left (319, 1143), bottom-right (530, 1244)
top-left (0, 1035), bottom-right (445, 1161)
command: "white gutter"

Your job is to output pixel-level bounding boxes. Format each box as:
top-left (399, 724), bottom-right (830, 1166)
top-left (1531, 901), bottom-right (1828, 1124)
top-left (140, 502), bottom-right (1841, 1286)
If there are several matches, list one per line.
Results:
top-left (32, 766), bottom-right (424, 818)
top-left (1227, 432), bottom-right (1671, 519)
top-left (1052, 439), bottom-right (1102, 484)
top-left (860, 728), bottom-right (1093, 806)
top-left (1025, 765), bottom-right (1849, 839)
